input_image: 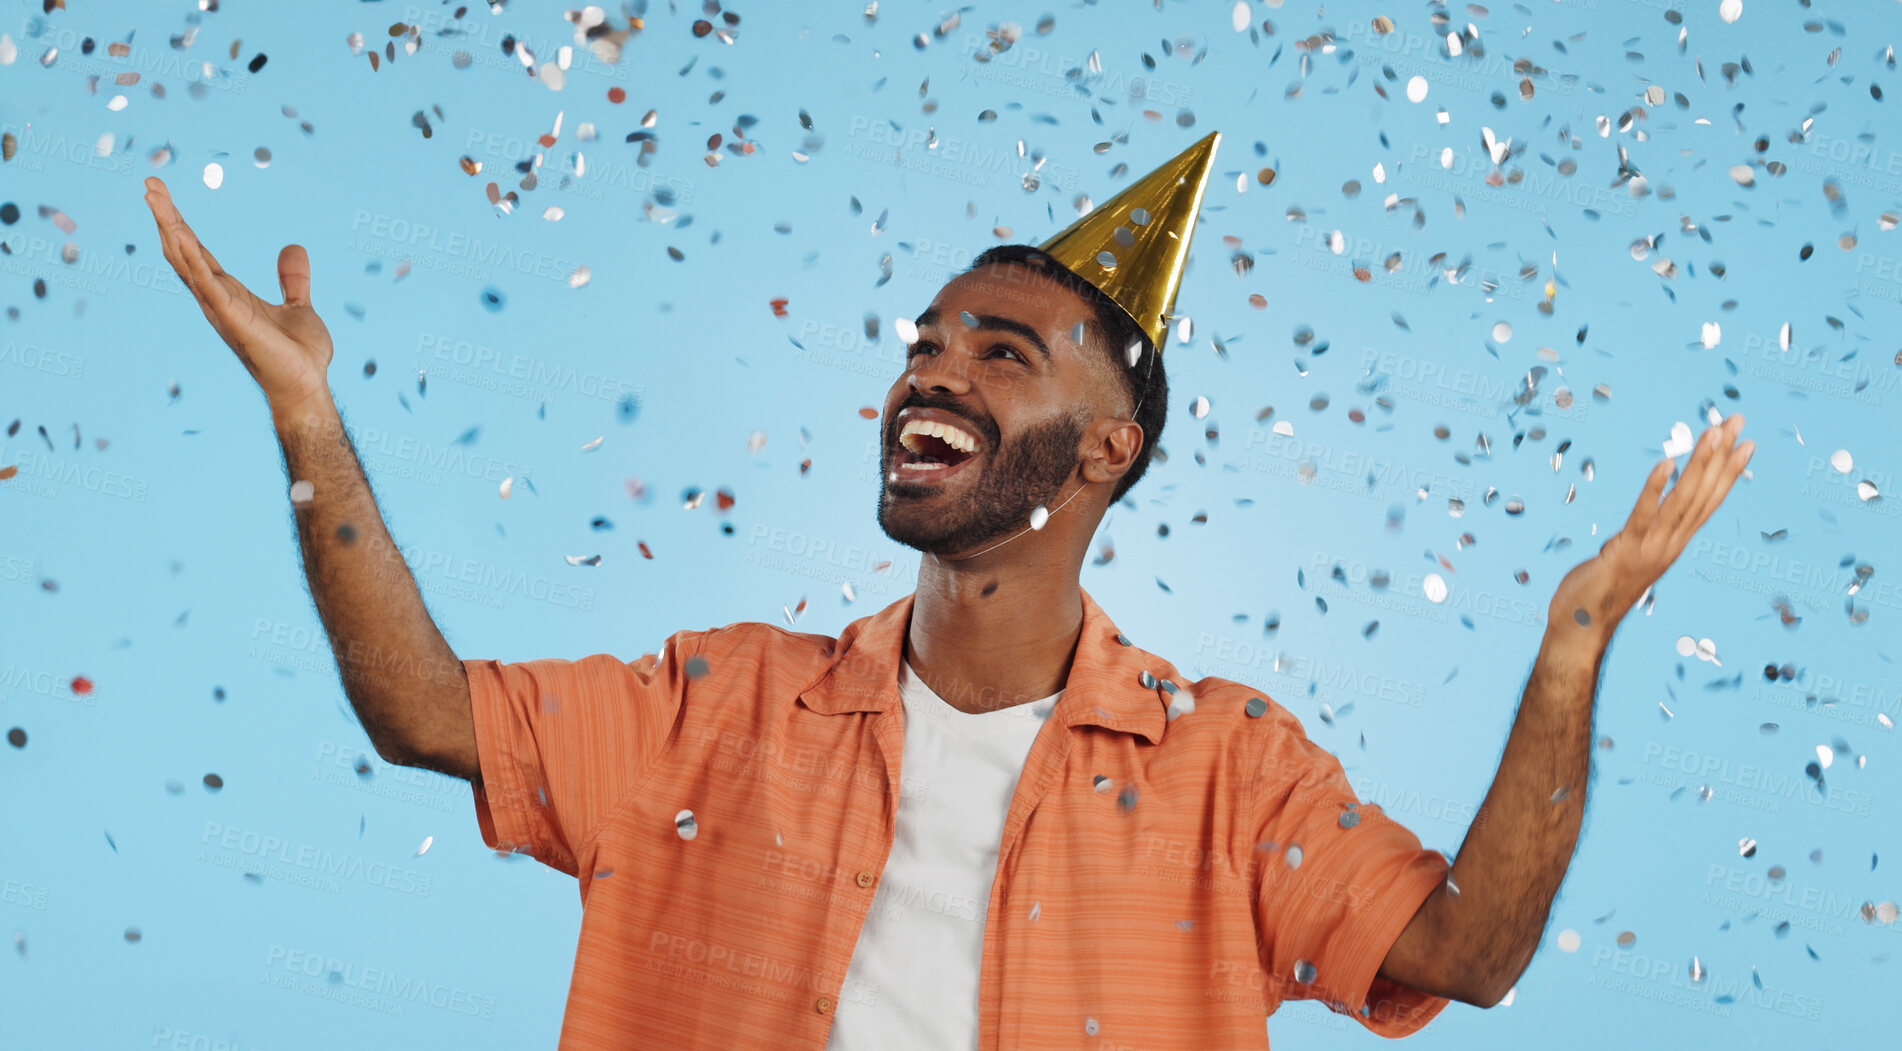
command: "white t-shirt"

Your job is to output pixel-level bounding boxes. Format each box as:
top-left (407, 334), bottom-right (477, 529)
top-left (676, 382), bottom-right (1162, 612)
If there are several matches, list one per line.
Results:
top-left (825, 659), bottom-right (1060, 1050)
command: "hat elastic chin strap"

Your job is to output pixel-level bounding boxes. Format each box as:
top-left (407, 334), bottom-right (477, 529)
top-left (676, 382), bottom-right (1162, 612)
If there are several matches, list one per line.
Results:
top-left (932, 476), bottom-right (1089, 564)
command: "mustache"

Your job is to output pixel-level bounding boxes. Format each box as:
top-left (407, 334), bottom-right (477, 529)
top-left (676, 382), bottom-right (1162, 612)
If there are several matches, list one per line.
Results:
top-left (886, 395), bottom-right (998, 449)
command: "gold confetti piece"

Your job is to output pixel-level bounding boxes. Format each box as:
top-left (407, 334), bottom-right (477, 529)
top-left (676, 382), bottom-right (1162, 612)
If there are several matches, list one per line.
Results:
top-left (499, 476), bottom-right (513, 499)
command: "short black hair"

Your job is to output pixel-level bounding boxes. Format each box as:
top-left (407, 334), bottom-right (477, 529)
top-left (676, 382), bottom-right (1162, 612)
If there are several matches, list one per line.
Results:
top-left (963, 244), bottom-right (1168, 505)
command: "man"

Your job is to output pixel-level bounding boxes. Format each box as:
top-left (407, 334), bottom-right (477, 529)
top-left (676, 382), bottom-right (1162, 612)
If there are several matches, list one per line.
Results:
top-left (141, 130), bottom-right (1753, 1049)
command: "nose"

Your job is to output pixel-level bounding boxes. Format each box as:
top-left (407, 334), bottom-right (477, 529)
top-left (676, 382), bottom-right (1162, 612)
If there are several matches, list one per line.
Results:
top-left (905, 348), bottom-right (974, 397)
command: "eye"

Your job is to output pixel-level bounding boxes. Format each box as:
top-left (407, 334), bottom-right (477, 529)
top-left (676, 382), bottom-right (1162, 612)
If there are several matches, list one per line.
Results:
top-left (987, 344), bottom-right (1025, 362)
top-left (907, 341), bottom-right (940, 358)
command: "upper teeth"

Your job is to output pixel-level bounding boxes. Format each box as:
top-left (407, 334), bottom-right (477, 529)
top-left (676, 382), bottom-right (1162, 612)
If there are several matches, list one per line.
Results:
top-left (899, 418), bottom-right (977, 454)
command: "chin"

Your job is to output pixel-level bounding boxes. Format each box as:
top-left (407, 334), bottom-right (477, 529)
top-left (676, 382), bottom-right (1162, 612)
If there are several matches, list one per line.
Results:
top-left (877, 491), bottom-right (967, 553)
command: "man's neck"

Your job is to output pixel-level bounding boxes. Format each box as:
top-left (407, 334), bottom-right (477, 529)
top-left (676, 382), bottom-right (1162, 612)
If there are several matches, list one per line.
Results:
top-left (904, 554), bottom-right (1084, 716)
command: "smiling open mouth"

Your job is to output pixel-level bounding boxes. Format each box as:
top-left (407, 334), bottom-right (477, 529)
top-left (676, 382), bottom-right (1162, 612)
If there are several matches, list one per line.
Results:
top-left (894, 418), bottom-right (980, 477)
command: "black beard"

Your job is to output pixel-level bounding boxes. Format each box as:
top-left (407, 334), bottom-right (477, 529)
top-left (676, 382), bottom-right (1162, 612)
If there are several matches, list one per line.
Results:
top-left (877, 411), bottom-right (1090, 555)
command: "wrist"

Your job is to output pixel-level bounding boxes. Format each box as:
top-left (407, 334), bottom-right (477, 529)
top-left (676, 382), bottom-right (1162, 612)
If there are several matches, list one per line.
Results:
top-left (270, 389), bottom-right (336, 432)
top-left (1545, 590), bottom-right (1622, 649)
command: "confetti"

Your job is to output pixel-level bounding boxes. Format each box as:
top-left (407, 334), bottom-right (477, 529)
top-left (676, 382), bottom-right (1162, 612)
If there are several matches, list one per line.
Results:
top-left (1662, 422), bottom-right (1695, 458)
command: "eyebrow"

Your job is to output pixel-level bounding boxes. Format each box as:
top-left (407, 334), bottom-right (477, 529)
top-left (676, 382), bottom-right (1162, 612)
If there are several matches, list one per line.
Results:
top-left (914, 308), bottom-right (1050, 363)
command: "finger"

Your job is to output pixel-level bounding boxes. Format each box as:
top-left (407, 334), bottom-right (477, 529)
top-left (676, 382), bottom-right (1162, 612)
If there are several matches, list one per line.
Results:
top-left (1625, 458), bottom-right (1674, 535)
top-left (1660, 419), bottom-right (1726, 526)
top-left (163, 210), bottom-right (235, 321)
top-left (153, 209), bottom-right (194, 294)
top-left (1671, 434), bottom-right (1753, 551)
top-left (151, 210), bottom-right (184, 277)
top-left (177, 223), bottom-right (231, 313)
top-left (196, 236), bottom-right (229, 278)
top-left (1681, 416), bottom-right (1746, 528)
top-left (278, 244), bottom-right (311, 306)
top-left (144, 181), bottom-right (224, 279)
top-left (147, 190), bottom-right (195, 285)
top-left (145, 187), bottom-right (204, 300)
top-left (1663, 425), bottom-right (1747, 553)
top-left (146, 188), bottom-right (183, 260)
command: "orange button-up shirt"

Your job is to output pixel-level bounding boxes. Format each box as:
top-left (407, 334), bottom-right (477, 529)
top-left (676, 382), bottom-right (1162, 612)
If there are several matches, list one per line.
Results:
top-left (463, 586), bottom-right (1452, 1049)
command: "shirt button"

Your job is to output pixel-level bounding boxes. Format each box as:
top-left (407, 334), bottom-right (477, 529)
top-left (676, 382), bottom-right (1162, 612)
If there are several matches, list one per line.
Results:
top-left (815, 996), bottom-right (833, 1014)
top-left (856, 870), bottom-right (875, 888)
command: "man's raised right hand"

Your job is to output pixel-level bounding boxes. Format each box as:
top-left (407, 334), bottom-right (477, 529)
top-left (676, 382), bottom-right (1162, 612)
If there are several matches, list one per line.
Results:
top-left (143, 175), bottom-right (335, 418)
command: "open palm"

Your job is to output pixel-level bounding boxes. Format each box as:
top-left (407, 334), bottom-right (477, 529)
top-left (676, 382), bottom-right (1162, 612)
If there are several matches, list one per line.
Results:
top-left (1555, 413), bottom-right (1755, 628)
top-left (143, 176), bottom-right (334, 413)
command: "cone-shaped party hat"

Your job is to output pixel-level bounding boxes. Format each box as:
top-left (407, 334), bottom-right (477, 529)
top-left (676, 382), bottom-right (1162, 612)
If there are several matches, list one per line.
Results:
top-left (1036, 131), bottom-right (1220, 354)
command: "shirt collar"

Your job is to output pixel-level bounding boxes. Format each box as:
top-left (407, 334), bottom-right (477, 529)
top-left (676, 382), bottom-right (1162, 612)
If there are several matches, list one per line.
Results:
top-left (795, 585), bottom-right (1170, 745)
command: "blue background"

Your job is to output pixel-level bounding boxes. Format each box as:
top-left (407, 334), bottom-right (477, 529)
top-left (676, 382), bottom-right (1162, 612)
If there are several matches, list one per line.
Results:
top-left (2, 0), bottom-right (1898, 1046)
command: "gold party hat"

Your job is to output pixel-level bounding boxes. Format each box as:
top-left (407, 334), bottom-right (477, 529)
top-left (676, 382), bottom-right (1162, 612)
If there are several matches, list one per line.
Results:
top-left (1037, 131), bottom-right (1220, 354)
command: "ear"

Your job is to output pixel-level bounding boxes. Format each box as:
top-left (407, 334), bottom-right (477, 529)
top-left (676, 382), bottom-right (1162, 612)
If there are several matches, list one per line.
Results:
top-left (1080, 416), bottom-right (1143, 487)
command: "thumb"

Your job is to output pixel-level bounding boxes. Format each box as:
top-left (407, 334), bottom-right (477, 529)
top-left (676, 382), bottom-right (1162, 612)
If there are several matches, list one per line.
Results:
top-left (277, 244), bottom-right (312, 306)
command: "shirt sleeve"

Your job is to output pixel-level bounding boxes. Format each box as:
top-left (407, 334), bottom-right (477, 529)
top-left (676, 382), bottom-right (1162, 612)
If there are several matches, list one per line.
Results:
top-left (461, 629), bottom-right (703, 877)
top-left (1249, 705), bottom-right (1452, 1037)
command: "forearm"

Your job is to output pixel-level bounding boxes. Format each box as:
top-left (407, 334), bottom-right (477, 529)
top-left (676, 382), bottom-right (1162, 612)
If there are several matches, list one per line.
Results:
top-left (1437, 616), bottom-right (1609, 997)
top-left (273, 393), bottom-right (466, 761)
